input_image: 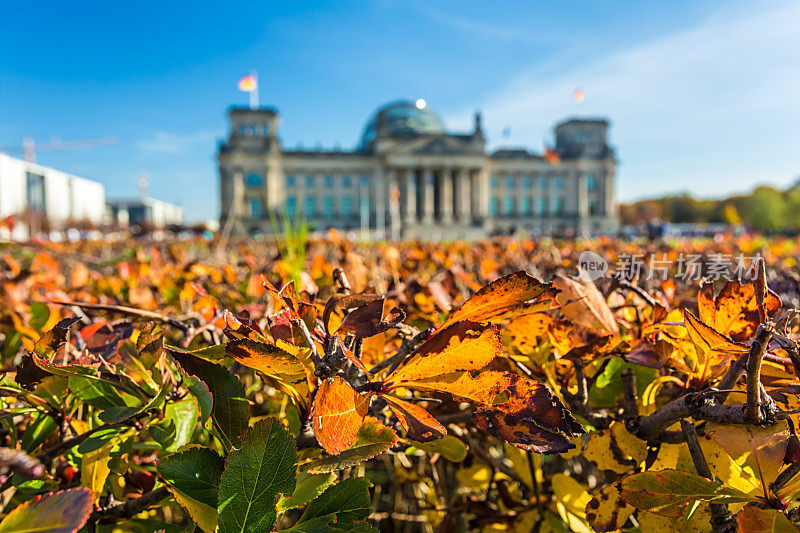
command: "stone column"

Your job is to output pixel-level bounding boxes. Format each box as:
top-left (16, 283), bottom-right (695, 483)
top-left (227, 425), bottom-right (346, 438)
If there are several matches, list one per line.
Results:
top-left (389, 169), bottom-right (401, 239)
top-left (403, 168), bottom-right (416, 224)
top-left (603, 172), bottom-right (615, 216)
top-left (440, 168), bottom-right (453, 223)
top-left (423, 168), bottom-right (435, 224)
top-left (374, 166), bottom-right (385, 239)
top-left (578, 173), bottom-right (589, 217)
top-left (456, 168), bottom-right (471, 223)
top-left (474, 168), bottom-right (490, 221)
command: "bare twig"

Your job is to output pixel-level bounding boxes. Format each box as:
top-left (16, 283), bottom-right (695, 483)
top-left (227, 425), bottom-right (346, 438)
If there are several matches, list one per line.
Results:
top-left (622, 369), bottom-right (638, 418)
top-left (89, 486), bottom-right (169, 523)
top-left (746, 324), bottom-right (774, 423)
top-left (48, 300), bottom-right (191, 333)
top-left (680, 420), bottom-right (736, 533)
top-left (369, 327), bottom-right (432, 378)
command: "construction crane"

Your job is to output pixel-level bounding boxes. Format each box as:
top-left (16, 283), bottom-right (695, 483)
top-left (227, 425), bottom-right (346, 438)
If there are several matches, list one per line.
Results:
top-left (0, 136), bottom-right (118, 162)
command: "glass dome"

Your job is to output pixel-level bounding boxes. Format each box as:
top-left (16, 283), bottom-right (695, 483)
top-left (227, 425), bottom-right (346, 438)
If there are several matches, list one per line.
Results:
top-left (360, 99), bottom-right (445, 150)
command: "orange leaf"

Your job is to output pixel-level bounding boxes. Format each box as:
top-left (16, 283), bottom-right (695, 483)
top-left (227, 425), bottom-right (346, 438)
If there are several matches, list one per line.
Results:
top-left (312, 376), bottom-right (371, 455)
top-left (381, 395), bottom-right (446, 442)
top-left (396, 371), bottom-right (583, 453)
top-left (337, 299), bottom-right (405, 339)
top-left (387, 321), bottom-right (500, 383)
top-left (322, 293), bottom-right (382, 335)
top-left (554, 275), bottom-right (619, 335)
top-left (697, 279), bottom-right (781, 342)
top-left (442, 271), bottom-right (550, 327)
top-left (684, 310), bottom-right (748, 355)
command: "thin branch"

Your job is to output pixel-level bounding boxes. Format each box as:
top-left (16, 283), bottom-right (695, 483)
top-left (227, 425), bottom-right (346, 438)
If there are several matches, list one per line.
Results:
top-left (369, 327), bottom-right (432, 378)
top-left (89, 486), bottom-right (169, 523)
top-left (680, 420), bottom-right (736, 533)
top-left (48, 300), bottom-right (191, 333)
top-left (746, 324), bottom-right (774, 423)
top-left (621, 368), bottom-right (638, 418)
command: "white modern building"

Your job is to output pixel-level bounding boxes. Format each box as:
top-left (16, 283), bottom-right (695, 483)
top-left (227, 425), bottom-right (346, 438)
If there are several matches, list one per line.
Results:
top-left (0, 153), bottom-right (106, 239)
top-left (106, 197), bottom-right (184, 229)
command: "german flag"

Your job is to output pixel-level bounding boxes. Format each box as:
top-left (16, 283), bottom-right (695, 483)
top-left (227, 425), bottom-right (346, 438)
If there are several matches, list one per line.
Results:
top-left (544, 147), bottom-right (561, 166)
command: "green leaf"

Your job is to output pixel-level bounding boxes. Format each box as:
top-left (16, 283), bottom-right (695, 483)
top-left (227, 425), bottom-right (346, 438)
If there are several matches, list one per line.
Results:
top-left (158, 446), bottom-right (224, 532)
top-left (180, 369), bottom-right (213, 425)
top-left (158, 446), bottom-right (224, 509)
top-left (0, 488), bottom-right (93, 533)
top-left (619, 469), bottom-right (757, 518)
top-left (165, 398), bottom-right (199, 452)
top-left (277, 472), bottom-right (336, 511)
top-left (149, 418), bottom-right (177, 448)
top-left (289, 477), bottom-right (371, 531)
top-left (301, 417), bottom-right (397, 474)
top-left (217, 418), bottom-right (297, 533)
top-left (21, 412), bottom-right (57, 452)
top-left (68, 375), bottom-right (142, 411)
top-left (168, 348), bottom-right (248, 448)
top-left (405, 435), bottom-right (468, 462)
top-left (77, 426), bottom-right (123, 454)
top-left (588, 358), bottom-right (657, 408)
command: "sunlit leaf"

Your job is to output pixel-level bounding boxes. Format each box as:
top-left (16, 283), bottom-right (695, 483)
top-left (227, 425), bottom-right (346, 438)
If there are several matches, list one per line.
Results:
top-left (312, 376), bottom-right (371, 455)
top-left (302, 416), bottom-right (397, 473)
top-left (619, 469), bottom-right (756, 518)
top-left (382, 395), bottom-right (446, 442)
top-left (388, 321), bottom-right (500, 382)
top-left (0, 488), bottom-right (93, 533)
top-left (736, 506), bottom-right (797, 533)
top-left (443, 270), bottom-right (550, 327)
top-left (218, 418), bottom-right (297, 533)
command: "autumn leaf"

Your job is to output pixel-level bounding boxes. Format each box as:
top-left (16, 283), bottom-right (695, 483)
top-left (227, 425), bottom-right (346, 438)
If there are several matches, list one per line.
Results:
top-left (381, 395), bottom-right (446, 442)
top-left (322, 293), bottom-right (382, 334)
top-left (698, 279), bottom-right (781, 342)
top-left (684, 309), bottom-right (748, 355)
top-left (442, 270), bottom-right (551, 327)
top-left (585, 483), bottom-right (635, 533)
top-left (312, 376), bottom-right (371, 455)
top-left (387, 321), bottom-right (500, 382)
top-left (396, 370), bottom-right (584, 453)
top-left (302, 417), bottom-right (398, 473)
top-left (226, 337), bottom-right (315, 407)
top-left (554, 274), bottom-right (619, 335)
top-left (337, 298), bottom-right (405, 339)
top-left (0, 488), bottom-right (93, 533)
top-left (736, 506), bottom-right (797, 533)
top-left (619, 469), bottom-right (756, 517)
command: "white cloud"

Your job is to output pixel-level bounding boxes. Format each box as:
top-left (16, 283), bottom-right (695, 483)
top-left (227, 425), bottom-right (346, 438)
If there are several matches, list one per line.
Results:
top-left (444, 1), bottom-right (800, 200)
top-left (138, 130), bottom-right (218, 154)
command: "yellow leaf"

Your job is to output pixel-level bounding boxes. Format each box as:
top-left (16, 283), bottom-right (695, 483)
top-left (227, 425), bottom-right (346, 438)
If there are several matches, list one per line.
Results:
top-left (388, 321), bottom-right (500, 382)
top-left (551, 473), bottom-right (593, 533)
top-left (585, 483), bottom-right (635, 532)
top-left (442, 271), bottom-right (550, 327)
top-left (81, 440), bottom-right (112, 502)
top-left (164, 486), bottom-right (217, 533)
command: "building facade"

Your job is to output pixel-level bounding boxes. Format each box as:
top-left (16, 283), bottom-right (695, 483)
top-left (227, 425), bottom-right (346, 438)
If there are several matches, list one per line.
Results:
top-left (107, 197), bottom-right (185, 230)
top-left (217, 100), bottom-right (617, 239)
top-left (0, 153), bottom-right (106, 239)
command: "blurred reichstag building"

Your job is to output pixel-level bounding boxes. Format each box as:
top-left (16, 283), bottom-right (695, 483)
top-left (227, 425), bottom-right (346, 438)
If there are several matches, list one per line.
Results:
top-left (218, 99), bottom-right (617, 239)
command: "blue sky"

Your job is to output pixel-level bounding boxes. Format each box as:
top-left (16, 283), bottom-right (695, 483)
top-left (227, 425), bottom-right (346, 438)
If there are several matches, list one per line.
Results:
top-left (1, 0), bottom-right (798, 222)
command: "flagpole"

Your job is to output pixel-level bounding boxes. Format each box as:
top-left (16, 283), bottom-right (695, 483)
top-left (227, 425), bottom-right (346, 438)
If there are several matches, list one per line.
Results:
top-left (250, 70), bottom-right (259, 109)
